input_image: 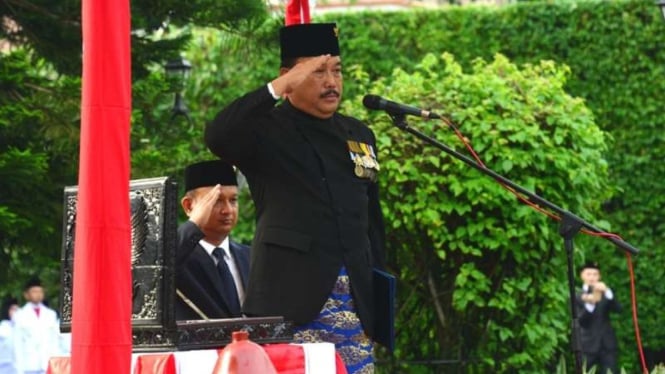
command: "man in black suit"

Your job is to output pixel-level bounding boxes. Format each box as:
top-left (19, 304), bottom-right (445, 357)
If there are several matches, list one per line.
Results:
top-left (205, 23), bottom-right (386, 372)
top-left (576, 261), bottom-right (621, 374)
top-left (175, 160), bottom-right (250, 320)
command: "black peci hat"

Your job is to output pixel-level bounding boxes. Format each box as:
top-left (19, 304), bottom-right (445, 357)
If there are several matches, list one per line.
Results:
top-left (184, 160), bottom-right (237, 192)
top-left (24, 276), bottom-right (42, 291)
top-left (579, 261), bottom-right (600, 272)
top-left (1, 295), bottom-right (18, 320)
top-left (280, 23), bottom-right (340, 63)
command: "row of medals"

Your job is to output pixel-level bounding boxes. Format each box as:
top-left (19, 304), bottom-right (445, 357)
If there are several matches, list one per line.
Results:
top-left (348, 141), bottom-right (380, 181)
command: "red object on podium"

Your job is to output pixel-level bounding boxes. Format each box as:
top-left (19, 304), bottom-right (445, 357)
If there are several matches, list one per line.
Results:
top-left (133, 353), bottom-right (176, 374)
top-left (47, 357), bottom-right (71, 374)
top-left (212, 331), bottom-right (278, 374)
top-left (263, 344), bottom-right (306, 373)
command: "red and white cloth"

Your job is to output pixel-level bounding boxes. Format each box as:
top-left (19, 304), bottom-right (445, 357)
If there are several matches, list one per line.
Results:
top-left (48, 343), bottom-right (347, 374)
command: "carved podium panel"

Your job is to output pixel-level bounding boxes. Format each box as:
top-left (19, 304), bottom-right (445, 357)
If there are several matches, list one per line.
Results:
top-left (59, 177), bottom-right (179, 350)
top-left (59, 177), bottom-right (292, 352)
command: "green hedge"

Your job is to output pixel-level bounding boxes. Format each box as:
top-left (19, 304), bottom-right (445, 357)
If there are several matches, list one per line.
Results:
top-left (325, 1), bottom-right (665, 370)
top-left (181, 0), bottom-right (664, 370)
top-left (343, 52), bottom-right (611, 372)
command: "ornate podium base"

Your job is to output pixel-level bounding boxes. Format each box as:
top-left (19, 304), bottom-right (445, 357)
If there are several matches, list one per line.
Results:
top-left (132, 316), bottom-right (294, 352)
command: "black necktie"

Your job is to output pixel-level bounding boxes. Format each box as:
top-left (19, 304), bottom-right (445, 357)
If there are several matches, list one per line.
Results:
top-left (212, 247), bottom-right (241, 316)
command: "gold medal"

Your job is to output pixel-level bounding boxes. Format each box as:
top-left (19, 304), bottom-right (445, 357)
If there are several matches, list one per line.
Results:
top-left (355, 164), bottom-right (364, 177)
top-left (353, 154), bottom-right (364, 177)
top-left (362, 154), bottom-right (375, 168)
top-left (350, 141), bottom-right (380, 179)
top-left (360, 142), bottom-right (380, 171)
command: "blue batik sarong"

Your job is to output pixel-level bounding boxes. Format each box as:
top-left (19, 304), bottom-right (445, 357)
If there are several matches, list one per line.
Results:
top-left (292, 267), bottom-right (374, 373)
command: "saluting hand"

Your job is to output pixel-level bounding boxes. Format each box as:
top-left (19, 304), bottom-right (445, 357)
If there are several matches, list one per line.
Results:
top-left (270, 55), bottom-right (331, 98)
top-left (188, 185), bottom-right (222, 228)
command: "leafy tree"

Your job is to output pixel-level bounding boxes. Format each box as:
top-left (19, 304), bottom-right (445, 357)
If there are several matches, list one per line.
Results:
top-left (0, 0), bottom-right (267, 78)
top-left (177, 21), bottom-right (617, 371)
top-left (2, 1), bottom-right (661, 371)
top-left (0, 49), bottom-right (81, 303)
top-left (0, 0), bottom-right (268, 302)
top-left (322, 3), bottom-right (665, 370)
top-left (341, 53), bottom-right (612, 372)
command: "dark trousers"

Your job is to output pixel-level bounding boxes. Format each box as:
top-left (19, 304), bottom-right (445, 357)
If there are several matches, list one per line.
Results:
top-left (583, 350), bottom-right (618, 374)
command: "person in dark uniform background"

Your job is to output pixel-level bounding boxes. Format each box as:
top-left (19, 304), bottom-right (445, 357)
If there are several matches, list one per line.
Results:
top-left (175, 160), bottom-right (250, 320)
top-left (205, 23), bottom-right (386, 373)
top-left (576, 261), bottom-right (621, 374)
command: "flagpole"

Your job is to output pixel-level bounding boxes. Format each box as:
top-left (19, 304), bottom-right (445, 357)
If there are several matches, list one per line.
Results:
top-left (71, 0), bottom-right (133, 372)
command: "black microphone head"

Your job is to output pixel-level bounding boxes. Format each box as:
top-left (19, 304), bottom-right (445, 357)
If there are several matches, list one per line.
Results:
top-left (362, 94), bottom-right (383, 110)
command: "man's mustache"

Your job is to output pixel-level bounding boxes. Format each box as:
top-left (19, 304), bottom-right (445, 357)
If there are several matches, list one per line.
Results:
top-left (320, 89), bottom-right (339, 98)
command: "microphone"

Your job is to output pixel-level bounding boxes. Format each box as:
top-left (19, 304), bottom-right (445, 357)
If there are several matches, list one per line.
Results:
top-left (362, 94), bottom-right (441, 120)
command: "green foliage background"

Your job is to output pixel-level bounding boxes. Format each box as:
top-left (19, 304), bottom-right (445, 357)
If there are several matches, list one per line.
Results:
top-left (340, 53), bottom-right (611, 372)
top-left (178, 0), bottom-right (664, 370)
top-left (323, 3), bottom-right (665, 371)
top-left (1, 0), bottom-right (664, 372)
top-left (179, 1), bottom-right (665, 372)
top-left (0, 0), bottom-right (267, 319)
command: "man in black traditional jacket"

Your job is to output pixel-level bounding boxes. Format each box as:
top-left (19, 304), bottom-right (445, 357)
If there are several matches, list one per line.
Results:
top-left (205, 23), bottom-right (386, 372)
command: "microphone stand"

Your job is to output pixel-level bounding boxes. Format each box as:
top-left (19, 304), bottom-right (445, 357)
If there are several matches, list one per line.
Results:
top-left (387, 113), bottom-right (640, 374)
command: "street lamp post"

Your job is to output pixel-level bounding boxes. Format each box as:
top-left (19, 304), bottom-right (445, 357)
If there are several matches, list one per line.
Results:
top-left (164, 57), bottom-right (193, 123)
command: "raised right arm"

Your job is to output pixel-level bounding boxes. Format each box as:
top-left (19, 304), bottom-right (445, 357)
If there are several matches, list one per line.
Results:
top-left (204, 86), bottom-right (277, 167)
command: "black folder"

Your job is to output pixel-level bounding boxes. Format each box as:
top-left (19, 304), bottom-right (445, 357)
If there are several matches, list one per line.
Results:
top-left (373, 268), bottom-right (396, 351)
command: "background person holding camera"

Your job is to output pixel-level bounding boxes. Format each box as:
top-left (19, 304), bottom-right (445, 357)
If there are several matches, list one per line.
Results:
top-left (576, 261), bottom-right (622, 374)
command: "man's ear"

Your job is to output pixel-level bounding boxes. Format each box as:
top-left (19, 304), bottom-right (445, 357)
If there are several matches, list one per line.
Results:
top-left (181, 196), bottom-right (193, 216)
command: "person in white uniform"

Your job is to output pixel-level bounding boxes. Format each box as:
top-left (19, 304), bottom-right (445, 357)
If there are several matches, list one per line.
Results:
top-left (0, 296), bottom-right (19, 374)
top-left (12, 278), bottom-right (63, 374)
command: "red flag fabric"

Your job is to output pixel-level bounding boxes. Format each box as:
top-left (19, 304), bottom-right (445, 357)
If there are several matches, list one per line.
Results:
top-left (71, 0), bottom-right (132, 372)
top-left (285, 0), bottom-right (310, 25)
